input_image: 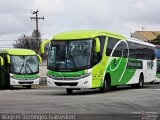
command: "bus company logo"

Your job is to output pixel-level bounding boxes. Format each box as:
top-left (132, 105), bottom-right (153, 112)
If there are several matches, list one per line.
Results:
top-left (141, 111), bottom-right (158, 120)
top-left (63, 77), bottom-right (68, 80)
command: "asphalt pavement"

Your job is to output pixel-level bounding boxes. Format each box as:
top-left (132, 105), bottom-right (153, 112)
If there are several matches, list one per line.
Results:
top-left (0, 84), bottom-right (160, 120)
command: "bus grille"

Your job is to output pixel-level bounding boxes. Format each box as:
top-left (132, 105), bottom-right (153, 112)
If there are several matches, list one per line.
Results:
top-left (18, 81), bottom-right (34, 84)
top-left (54, 82), bottom-right (78, 86)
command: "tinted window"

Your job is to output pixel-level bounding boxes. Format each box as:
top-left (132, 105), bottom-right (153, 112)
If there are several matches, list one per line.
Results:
top-left (106, 37), bottom-right (128, 58)
top-left (112, 41), bottom-right (128, 57)
top-left (106, 37), bottom-right (155, 60)
top-left (98, 36), bottom-right (106, 56)
top-left (128, 41), bottom-right (155, 60)
top-left (106, 37), bottom-right (119, 56)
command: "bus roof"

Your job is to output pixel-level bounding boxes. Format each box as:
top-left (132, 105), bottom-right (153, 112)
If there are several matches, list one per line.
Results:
top-left (53, 30), bottom-right (125, 40)
top-left (128, 37), bottom-right (155, 47)
top-left (0, 49), bottom-right (37, 55)
top-left (52, 30), bottom-right (154, 47)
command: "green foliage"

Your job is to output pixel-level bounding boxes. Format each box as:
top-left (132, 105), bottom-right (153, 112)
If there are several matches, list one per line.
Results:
top-left (149, 36), bottom-right (160, 45)
top-left (13, 29), bottom-right (42, 54)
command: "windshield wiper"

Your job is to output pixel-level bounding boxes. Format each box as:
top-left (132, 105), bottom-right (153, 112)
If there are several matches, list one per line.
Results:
top-left (25, 62), bottom-right (33, 74)
top-left (18, 59), bottom-right (34, 74)
top-left (18, 61), bottom-right (25, 74)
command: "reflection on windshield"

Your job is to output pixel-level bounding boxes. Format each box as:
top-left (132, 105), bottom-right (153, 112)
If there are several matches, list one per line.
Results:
top-left (155, 49), bottom-right (160, 58)
top-left (48, 39), bottom-right (92, 71)
top-left (10, 56), bottom-right (38, 74)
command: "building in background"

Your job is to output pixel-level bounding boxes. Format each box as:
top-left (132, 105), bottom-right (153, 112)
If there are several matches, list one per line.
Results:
top-left (131, 31), bottom-right (160, 42)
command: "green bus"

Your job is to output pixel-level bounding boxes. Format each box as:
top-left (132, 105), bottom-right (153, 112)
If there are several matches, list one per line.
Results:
top-left (0, 49), bottom-right (42, 89)
top-left (41, 30), bottom-right (156, 94)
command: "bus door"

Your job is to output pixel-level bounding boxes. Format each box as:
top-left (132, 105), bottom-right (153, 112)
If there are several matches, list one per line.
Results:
top-left (1, 53), bottom-right (10, 88)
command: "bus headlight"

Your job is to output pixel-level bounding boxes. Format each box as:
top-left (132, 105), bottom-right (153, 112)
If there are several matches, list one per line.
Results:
top-left (80, 72), bottom-right (91, 78)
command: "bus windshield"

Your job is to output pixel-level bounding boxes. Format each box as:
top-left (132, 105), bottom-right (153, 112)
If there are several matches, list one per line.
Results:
top-left (10, 55), bottom-right (38, 75)
top-left (157, 60), bottom-right (160, 73)
top-left (155, 48), bottom-right (160, 58)
top-left (48, 39), bottom-right (93, 71)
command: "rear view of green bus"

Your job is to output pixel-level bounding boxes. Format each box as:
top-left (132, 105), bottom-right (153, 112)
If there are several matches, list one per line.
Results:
top-left (41, 30), bottom-right (156, 94)
top-left (0, 49), bottom-right (42, 89)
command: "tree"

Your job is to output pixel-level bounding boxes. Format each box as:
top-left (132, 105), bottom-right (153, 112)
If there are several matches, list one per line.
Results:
top-left (149, 36), bottom-right (160, 45)
top-left (13, 29), bottom-right (42, 54)
top-left (31, 29), bottom-right (42, 53)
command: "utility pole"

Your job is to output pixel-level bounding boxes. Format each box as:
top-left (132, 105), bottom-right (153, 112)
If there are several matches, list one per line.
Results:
top-left (141, 26), bottom-right (145, 31)
top-left (30, 9), bottom-right (44, 52)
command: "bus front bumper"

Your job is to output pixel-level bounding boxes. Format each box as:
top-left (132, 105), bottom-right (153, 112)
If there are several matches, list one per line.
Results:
top-left (10, 77), bottom-right (39, 86)
top-left (47, 74), bottom-right (92, 89)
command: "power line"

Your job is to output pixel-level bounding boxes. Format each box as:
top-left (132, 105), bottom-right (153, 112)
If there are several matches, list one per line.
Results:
top-left (0, 40), bottom-right (16, 41)
top-left (0, 39), bottom-right (47, 41)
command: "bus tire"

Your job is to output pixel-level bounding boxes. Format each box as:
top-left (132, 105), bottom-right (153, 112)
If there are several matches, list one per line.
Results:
top-left (66, 88), bottom-right (73, 94)
top-left (132, 74), bottom-right (144, 88)
top-left (26, 85), bottom-right (32, 89)
top-left (100, 75), bottom-right (111, 93)
top-left (111, 86), bottom-right (117, 90)
top-left (138, 74), bottom-right (144, 88)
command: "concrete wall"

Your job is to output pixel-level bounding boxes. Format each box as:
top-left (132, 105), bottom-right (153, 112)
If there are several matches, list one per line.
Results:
top-left (39, 61), bottom-right (47, 83)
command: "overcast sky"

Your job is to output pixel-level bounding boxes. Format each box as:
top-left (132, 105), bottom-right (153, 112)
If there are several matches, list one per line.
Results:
top-left (0, 0), bottom-right (160, 48)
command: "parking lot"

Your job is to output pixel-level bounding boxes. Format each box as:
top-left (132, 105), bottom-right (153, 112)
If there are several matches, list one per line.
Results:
top-left (0, 84), bottom-right (160, 119)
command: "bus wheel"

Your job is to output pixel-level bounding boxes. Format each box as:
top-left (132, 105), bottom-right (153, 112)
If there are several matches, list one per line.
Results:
top-left (26, 85), bottom-right (32, 89)
top-left (138, 74), bottom-right (144, 88)
top-left (100, 76), bottom-right (111, 93)
top-left (132, 74), bottom-right (144, 88)
top-left (111, 86), bottom-right (117, 90)
top-left (66, 88), bottom-right (73, 94)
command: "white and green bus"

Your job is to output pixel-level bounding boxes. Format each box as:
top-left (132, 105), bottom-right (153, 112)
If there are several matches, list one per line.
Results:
top-left (41, 30), bottom-right (156, 94)
top-left (155, 45), bottom-right (160, 83)
top-left (0, 49), bottom-right (42, 89)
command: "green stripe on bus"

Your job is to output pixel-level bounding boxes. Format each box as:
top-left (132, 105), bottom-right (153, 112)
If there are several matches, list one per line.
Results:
top-left (48, 70), bottom-right (87, 77)
top-left (12, 74), bottom-right (39, 79)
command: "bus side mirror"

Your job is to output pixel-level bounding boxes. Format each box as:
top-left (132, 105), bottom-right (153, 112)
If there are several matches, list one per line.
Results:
top-left (95, 38), bottom-right (100, 53)
top-left (7, 55), bottom-right (10, 64)
top-left (37, 54), bottom-right (42, 64)
top-left (41, 39), bottom-right (51, 54)
top-left (0, 56), bottom-right (4, 66)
